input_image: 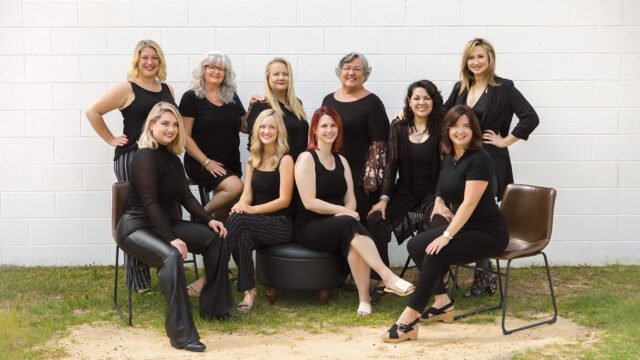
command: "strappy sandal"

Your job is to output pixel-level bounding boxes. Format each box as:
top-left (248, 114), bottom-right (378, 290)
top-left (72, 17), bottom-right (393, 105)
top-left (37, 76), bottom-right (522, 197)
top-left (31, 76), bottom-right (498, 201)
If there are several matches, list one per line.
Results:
top-left (237, 290), bottom-right (256, 314)
top-left (421, 300), bottom-right (455, 323)
top-left (357, 302), bottom-right (372, 317)
top-left (383, 278), bottom-right (415, 297)
top-left (381, 317), bottom-right (420, 343)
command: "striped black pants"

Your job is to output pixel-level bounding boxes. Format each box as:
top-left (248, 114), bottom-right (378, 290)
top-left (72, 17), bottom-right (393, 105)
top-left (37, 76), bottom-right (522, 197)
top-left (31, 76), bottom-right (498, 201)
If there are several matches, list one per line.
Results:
top-left (114, 150), bottom-right (152, 291)
top-left (225, 213), bottom-right (292, 292)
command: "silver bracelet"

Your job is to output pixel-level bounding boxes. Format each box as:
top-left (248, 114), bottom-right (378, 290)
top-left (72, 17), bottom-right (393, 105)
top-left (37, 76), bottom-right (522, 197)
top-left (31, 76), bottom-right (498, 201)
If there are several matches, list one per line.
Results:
top-left (379, 195), bottom-right (391, 202)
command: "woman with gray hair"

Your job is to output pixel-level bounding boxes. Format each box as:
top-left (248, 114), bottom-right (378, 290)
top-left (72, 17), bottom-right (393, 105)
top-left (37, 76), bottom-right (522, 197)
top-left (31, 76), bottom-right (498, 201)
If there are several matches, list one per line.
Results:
top-left (322, 53), bottom-right (390, 230)
top-left (179, 52), bottom-right (246, 224)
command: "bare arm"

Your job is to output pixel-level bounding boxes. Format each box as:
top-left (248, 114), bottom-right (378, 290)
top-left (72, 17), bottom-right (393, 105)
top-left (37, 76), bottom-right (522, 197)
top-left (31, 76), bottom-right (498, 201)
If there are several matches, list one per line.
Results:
top-left (340, 155), bottom-right (357, 212)
top-left (84, 82), bottom-right (134, 146)
top-left (230, 164), bottom-right (254, 214)
top-left (426, 180), bottom-right (488, 255)
top-left (295, 152), bottom-right (347, 215)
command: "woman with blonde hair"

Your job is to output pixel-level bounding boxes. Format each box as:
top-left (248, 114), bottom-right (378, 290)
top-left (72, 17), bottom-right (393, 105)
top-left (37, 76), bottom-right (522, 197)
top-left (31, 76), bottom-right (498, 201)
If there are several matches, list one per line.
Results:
top-left (115, 102), bottom-right (234, 352)
top-left (86, 39), bottom-right (176, 292)
top-left (225, 109), bottom-right (295, 313)
top-left (179, 51), bottom-right (246, 221)
top-left (244, 57), bottom-right (308, 160)
top-left (443, 38), bottom-right (539, 297)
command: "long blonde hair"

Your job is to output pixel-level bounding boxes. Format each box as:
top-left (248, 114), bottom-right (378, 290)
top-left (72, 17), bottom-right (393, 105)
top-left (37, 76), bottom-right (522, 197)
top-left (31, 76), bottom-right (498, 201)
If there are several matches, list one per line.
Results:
top-left (127, 40), bottom-right (167, 82)
top-left (248, 109), bottom-right (289, 169)
top-left (138, 102), bottom-right (186, 154)
top-left (458, 38), bottom-right (500, 95)
top-left (264, 57), bottom-right (306, 121)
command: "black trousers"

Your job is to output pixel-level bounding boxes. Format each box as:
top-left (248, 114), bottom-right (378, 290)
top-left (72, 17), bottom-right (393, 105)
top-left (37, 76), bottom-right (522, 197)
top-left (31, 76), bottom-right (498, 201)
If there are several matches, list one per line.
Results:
top-left (116, 215), bottom-right (233, 348)
top-left (405, 220), bottom-right (509, 313)
top-left (226, 214), bottom-right (292, 292)
top-left (114, 150), bottom-right (151, 291)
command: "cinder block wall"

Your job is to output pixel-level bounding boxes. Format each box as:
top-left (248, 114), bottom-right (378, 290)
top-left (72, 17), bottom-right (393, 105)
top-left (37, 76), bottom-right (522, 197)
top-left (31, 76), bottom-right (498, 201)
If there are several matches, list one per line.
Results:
top-left (1, 0), bottom-right (638, 266)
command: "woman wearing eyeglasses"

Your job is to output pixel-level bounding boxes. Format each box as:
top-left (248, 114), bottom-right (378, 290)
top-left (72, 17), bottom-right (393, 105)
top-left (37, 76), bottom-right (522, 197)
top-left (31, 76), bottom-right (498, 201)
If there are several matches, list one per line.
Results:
top-left (86, 39), bottom-right (175, 293)
top-left (178, 52), bottom-right (246, 223)
top-left (322, 52), bottom-right (390, 227)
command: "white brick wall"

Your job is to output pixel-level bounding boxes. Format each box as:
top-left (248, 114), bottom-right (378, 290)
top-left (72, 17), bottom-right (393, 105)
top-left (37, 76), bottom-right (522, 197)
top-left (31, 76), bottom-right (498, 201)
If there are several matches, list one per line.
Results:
top-left (0, 0), bottom-right (638, 266)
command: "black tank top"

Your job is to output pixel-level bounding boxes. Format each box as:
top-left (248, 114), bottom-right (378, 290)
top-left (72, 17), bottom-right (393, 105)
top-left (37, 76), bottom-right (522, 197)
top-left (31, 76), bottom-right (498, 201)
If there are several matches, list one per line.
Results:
top-left (309, 150), bottom-right (346, 206)
top-left (116, 82), bottom-right (176, 160)
top-left (408, 138), bottom-right (437, 198)
top-left (252, 168), bottom-right (289, 217)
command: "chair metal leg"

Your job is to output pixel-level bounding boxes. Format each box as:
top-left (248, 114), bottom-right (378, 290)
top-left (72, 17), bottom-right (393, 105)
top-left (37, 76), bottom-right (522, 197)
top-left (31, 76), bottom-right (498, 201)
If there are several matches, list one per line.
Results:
top-left (113, 245), bottom-right (133, 326)
top-left (453, 264), bottom-right (503, 320)
top-left (399, 255), bottom-right (412, 278)
top-left (501, 252), bottom-right (557, 335)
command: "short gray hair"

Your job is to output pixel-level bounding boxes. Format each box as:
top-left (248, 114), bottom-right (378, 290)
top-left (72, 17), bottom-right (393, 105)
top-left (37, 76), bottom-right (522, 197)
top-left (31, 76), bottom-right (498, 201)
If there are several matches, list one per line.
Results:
top-left (334, 52), bottom-right (372, 81)
top-left (188, 51), bottom-right (237, 104)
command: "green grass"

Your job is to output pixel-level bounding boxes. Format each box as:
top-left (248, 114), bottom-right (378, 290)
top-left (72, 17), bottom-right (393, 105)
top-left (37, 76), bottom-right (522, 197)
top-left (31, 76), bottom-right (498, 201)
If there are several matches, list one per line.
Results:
top-left (1, 265), bottom-right (639, 359)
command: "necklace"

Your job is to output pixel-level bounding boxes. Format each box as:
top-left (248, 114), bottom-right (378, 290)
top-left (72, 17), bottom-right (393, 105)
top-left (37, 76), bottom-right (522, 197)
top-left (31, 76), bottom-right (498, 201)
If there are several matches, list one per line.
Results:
top-left (411, 125), bottom-right (428, 141)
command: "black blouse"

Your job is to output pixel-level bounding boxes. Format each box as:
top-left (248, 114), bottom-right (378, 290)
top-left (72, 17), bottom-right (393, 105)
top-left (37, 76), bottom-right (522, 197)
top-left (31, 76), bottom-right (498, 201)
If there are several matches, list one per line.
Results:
top-left (127, 146), bottom-right (214, 242)
top-left (444, 76), bottom-right (539, 199)
top-left (251, 168), bottom-right (290, 217)
top-left (178, 90), bottom-right (246, 177)
top-left (246, 100), bottom-right (309, 160)
top-left (437, 149), bottom-right (501, 225)
top-left (321, 93), bottom-right (389, 182)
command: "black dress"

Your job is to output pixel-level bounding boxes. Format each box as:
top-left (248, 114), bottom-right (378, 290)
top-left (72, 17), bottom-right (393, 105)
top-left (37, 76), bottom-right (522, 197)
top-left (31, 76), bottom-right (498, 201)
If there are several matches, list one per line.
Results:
top-left (405, 149), bottom-right (509, 312)
top-left (246, 100), bottom-right (309, 160)
top-left (178, 90), bottom-right (246, 190)
top-left (115, 146), bottom-right (233, 348)
top-left (294, 150), bottom-right (369, 257)
top-left (322, 93), bottom-right (390, 223)
top-left (443, 76), bottom-right (539, 200)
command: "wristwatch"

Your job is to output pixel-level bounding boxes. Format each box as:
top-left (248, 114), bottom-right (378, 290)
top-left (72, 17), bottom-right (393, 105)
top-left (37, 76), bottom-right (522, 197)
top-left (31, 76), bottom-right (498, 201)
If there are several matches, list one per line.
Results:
top-left (442, 230), bottom-right (453, 240)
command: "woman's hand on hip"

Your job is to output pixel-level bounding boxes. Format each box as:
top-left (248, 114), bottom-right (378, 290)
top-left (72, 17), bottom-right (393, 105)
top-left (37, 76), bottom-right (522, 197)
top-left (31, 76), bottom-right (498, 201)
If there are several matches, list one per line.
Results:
top-left (110, 134), bottom-right (128, 147)
top-left (425, 236), bottom-right (450, 255)
top-left (208, 220), bottom-right (228, 238)
top-left (430, 201), bottom-right (453, 223)
top-left (170, 239), bottom-right (188, 260)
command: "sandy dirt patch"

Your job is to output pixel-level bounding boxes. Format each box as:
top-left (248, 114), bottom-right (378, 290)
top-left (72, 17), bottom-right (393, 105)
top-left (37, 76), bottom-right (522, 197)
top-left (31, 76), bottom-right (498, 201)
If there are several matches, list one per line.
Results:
top-left (56, 316), bottom-right (593, 359)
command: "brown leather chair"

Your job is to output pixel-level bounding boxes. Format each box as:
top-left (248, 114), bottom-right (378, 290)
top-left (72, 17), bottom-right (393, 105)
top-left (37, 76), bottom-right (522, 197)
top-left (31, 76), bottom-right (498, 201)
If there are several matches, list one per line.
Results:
top-left (454, 184), bottom-right (558, 335)
top-left (111, 182), bottom-right (199, 326)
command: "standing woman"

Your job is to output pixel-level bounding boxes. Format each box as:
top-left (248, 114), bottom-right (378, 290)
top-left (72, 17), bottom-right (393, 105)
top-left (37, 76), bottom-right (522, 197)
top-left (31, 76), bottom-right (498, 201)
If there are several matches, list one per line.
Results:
top-left (295, 106), bottom-right (414, 317)
top-left (322, 52), bottom-right (390, 225)
top-left (381, 105), bottom-right (509, 343)
top-left (179, 51), bottom-right (245, 221)
top-left (86, 39), bottom-right (175, 293)
top-left (244, 57), bottom-right (309, 160)
top-left (115, 102), bottom-right (234, 352)
top-left (367, 80), bottom-right (448, 301)
top-left (226, 109), bottom-right (294, 313)
top-left (444, 38), bottom-right (539, 297)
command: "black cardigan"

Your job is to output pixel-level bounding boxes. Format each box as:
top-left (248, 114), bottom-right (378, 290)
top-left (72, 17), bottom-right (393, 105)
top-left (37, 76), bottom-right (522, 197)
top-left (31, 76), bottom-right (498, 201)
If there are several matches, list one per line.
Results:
top-left (444, 76), bottom-right (539, 200)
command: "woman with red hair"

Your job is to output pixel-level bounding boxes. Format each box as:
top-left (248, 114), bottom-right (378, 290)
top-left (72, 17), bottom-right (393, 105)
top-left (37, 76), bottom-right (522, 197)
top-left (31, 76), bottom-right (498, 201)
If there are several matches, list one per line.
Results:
top-left (294, 106), bottom-right (415, 317)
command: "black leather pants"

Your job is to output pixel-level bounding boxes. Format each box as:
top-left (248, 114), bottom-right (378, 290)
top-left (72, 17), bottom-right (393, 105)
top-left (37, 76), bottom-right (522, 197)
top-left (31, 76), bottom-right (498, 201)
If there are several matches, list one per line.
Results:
top-left (116, 215), bottom-right (234, 348)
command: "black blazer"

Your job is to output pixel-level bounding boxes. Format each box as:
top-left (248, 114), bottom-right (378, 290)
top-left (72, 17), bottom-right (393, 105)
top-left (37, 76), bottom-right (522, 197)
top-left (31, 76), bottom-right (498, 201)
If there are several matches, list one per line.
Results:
top-left (444, 76), bottom-right (539, 200)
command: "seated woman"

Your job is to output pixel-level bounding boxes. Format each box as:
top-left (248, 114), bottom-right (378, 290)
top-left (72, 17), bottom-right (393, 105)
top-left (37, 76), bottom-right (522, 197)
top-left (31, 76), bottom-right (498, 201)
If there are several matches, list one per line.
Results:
top-left (226, 109), bottom-right (295, 313)
top-left (295, 106), bottom-right (415, 317)
top-left (179, 51), bottom-right (245, 221)
top-left (367, 80), bottom-right (447, 301)
top-left (115, 102), bottom-right (234, 352)
top-left (381, 105), bottom-right (509, 343)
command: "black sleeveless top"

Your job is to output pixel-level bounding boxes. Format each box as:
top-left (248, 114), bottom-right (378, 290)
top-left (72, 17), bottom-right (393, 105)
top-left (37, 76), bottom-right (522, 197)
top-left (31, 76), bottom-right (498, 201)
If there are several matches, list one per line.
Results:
top-left (252, 168), bottom-right (289, 217)
top-left (295, 150), bottom-right (347, 226)
top-left (408, 139), bottom-right (437, 199)
top-left (116, 82), bottom-right (176, 160)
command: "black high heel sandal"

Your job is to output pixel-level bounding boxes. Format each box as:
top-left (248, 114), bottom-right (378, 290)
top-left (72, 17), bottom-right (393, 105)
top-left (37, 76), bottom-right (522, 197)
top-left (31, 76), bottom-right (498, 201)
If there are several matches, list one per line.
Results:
top-left (381, 318), bottom-right (420, 343)
top-left (421, 300), bottom-right (455, 323)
